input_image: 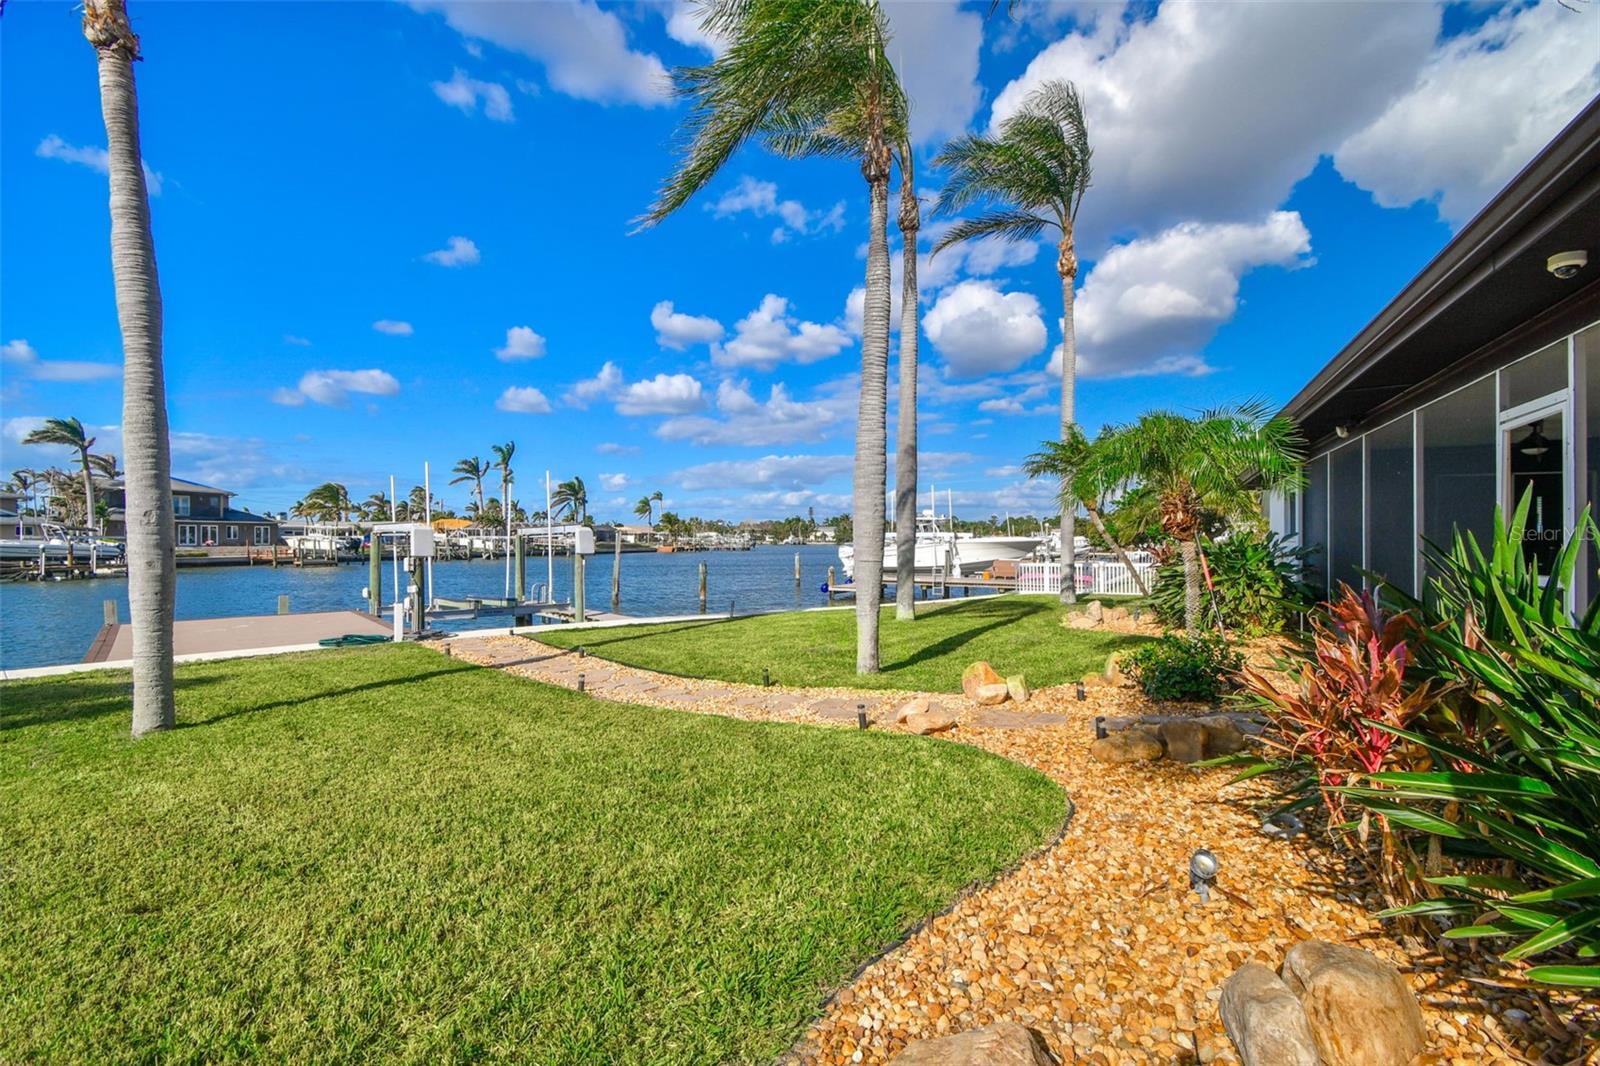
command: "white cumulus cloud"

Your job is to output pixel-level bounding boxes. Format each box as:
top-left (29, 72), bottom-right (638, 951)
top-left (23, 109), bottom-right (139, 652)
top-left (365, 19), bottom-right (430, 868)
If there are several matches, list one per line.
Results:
top-left (599, 472), bottom-right (631, 491)
top-left (496, 386), bottom-right (553, 414)
top-left (1, 338), bottom-right (120, 383)
top-left (710, 176), bottom-right (846, 243)
top-left (495, 326), bottom-right (547, 361)
top-left (431, 69), bottom-right (514, 121)
top-left (676, 453), bottom-right (853, 492)
top-left (651, 300), bottom-right (724, 350)
top-left (373, 320), bottom-right (414, 336)
top-left (714, 294), bottom-right (851, 371)
top-left (883, 1), bottom-right (984, 145)
top-left (657, 377), bottom-right (857, 447)
top-left (423, 235), bottom-right (481, 267)
top-left (273, 368), bottom-right (401, 407)
top-left (923, 281), bottom-right (1047, 377)
top-left (36, 134), bottom-right (164, 196)
top-left (565, 360), bottom-right (625, 408)
top-left (615, 373), bottom-right (704, 416)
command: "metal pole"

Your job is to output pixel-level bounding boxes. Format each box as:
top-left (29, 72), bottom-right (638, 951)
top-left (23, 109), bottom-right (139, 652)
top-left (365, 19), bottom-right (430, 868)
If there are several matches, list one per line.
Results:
top-left (794, 551), bottom-right (801, 586)
top-left (503, 477), bottom-right (511, 598)
top-left (545, 470), bottom-right (554, 598)
top-left (368, 533), bottom-right (380, 614)
top-left (573, 552), bottom-right (586, 623)
top-left (611, 532), bottom-right (621, 608)
top-left (424, 461), bottom-right (434, 609)
top-left (699, 562), bottom-right (708, 613)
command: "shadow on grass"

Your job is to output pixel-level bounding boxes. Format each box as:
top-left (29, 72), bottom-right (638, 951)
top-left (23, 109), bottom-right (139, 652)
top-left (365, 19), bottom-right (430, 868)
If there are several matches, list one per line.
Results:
top-left (0, 674), bottom-right (224, 732)
top-left (880, 600), bottom-right (1055, 675)
top-left (182, 663), bottom-right (481, 728)
top-left (539, 618), bottom-right (735, 652)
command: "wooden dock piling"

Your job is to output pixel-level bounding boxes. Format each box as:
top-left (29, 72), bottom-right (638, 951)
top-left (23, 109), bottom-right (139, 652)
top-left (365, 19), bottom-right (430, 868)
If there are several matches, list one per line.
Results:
top-left (103, 599), bottom-right (118, 626)
top-left (698, 562), bottom-right (708, 613)
top-left (513, 533), bottom-right (525, 600)
top-left (793, 552), bottom-right (801, 587)
top-left (367, 536), bottom-right (380, 614)
top-left (611, 535), bottom-right (621, 608)
top-left (573, 553), bottom-right (587, 623)
top-left (827, 565), bottom-right (836, 603)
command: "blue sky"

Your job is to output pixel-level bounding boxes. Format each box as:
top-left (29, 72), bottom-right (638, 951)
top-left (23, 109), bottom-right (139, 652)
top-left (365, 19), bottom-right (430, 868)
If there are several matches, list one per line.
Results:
top-left (3, 0), bottom-right (1596, 522)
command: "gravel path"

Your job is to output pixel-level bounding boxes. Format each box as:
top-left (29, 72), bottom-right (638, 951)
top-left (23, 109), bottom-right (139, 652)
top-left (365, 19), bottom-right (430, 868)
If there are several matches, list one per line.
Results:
top-left (442, 633), bottom-right (1583, 1065)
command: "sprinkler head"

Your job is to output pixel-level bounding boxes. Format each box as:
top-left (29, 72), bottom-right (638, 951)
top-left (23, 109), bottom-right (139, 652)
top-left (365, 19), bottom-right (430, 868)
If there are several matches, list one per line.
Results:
top-left (763, 667), bottom-right (771, 687)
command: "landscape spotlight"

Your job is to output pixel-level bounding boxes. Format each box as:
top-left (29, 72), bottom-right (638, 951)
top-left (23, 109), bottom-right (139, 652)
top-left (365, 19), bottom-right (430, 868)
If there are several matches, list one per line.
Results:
top-left (857, 704), bottom-right (868, 730)
top-left (1094, 715), bottom-right (1107, 739)
top-left (1076, 681), bottom-right (1086, 701)
top-left (578, 673), bottom-right (586, 693)
top-left (1190, 848), bottom-right (1219, 903)
top-left (578, 646), bottom-right (586, 659)
top-left (763, 667), bottom-right (771, 687)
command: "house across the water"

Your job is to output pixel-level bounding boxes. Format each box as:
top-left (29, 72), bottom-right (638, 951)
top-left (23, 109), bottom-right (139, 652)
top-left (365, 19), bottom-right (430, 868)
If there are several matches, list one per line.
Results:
top-left (97, 477), bottom-right (282, 548)
top-left (1269, 96), bottom-right (1598, 611)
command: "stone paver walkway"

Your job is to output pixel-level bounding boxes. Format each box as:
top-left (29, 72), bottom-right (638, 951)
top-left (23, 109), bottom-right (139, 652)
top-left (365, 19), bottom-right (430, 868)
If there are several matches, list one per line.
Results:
top-left (441, 633), bottom-right (1570, 1066)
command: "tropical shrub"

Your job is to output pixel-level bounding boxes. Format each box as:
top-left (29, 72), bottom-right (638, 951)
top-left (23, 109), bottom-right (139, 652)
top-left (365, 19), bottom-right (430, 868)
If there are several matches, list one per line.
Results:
top-left (1119, 634), bottom-right (1243, 702)
top-left (1149, 531), bottom-right (1316, 637)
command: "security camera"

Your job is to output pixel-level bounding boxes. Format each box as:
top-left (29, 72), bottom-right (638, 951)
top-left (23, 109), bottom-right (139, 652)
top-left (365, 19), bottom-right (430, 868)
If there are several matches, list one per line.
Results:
top-left (1547, 250), bottom-right (1587, 280)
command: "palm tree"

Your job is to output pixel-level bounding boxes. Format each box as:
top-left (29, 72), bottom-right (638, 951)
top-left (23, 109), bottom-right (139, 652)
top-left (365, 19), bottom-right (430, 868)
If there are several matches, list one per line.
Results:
top-left (360, 491), bottom-right (392, 523)
top-left (552, 476), bottom-right (588, 523)
top-left (893, 141), bottom-right (920, 621)
top-left (491, 441), bottom-right (515, 506)
top-left (9, 469), bottom-right (38, 518)
top-left (450, 456), bottom-right (489, 517)
top-left (22, 417), bottom-right (98, 531)
top-left (87, 453), bottom-right (123, 481)
top-left (1022, 427), bottom-right (1149, 597)
top-left (298, 482), bottom-right (351, 523)
top-left (933, 78), bottom-right (1092, 605)
top-left (1084, 403), bottom-right (1305, 636)
top-left (633, 495), bottom-right (654, 525)
top-left (640, 0), bottom-right (906, 673)
top-left (82, 0), bottom-right (174, 735)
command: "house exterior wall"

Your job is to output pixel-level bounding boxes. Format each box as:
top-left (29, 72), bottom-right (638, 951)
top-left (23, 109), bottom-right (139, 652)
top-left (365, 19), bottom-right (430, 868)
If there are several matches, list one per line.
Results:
top-left (1271, 316), bottom-right (1599, 611)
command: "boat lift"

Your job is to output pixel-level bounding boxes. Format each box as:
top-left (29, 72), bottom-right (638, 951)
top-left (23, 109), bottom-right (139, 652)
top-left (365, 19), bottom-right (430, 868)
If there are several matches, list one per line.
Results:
top-left (423, 524), bottom-right (599, 630)
top-left (364, 522), bottom-right (435, 641)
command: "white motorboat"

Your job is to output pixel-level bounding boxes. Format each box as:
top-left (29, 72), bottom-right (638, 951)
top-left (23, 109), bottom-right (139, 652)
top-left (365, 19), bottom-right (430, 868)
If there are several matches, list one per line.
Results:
top-left (0, 523), bottom-right (125, 564)
top-left (838, 513), bottom-right (1042, 578)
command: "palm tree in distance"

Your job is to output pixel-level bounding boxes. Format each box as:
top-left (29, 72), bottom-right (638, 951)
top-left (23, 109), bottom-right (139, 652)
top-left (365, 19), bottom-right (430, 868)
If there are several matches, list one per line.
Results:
top-left (22, 417), bottom-right (99, 531)
top-left (450, 456), bottom-right (489, 518)
top-left (933, 78), bottom-right (1092, 605)
top-left (633, 492), bottom-right (658, 526)
top-left (639, 0), bottom-right (907, 673)
top-left (88, 453), bottom-right (123, 481)
top-left (552, 476), bottom-right (588, 523)
top-left (1085, 403), bottom-right (1305, 635)
top-left (491, 441), bottom-right (516, 512)
top-left (1022, 428), bottom-right (1150, 597)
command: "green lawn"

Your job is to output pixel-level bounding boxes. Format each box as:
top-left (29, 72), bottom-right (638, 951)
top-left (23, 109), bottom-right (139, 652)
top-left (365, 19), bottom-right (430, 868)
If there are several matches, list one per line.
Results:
top-left (539, 594), bottom-right (1148, 692)
top-left (0, 645), bottom-right (1064, 1064)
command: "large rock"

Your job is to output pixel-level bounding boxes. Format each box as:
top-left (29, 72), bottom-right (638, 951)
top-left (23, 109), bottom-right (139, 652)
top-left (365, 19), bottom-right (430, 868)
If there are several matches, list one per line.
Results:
top-left (889, 1021), bottom-right (1055, 1065)
top-left (1065, 613), bottom-right (1100, 630)
top-left (1085, 600), bottom-right (1104, 624)
top-left (1160, 720), bottom-right (1208, 763)
top-left (904, 711), bottom-right (957, 736)
top-left (1090, 728), bottom-right (1164, 764)
top-left (972, 682), bottom-right (1011, 706)
top-left (1196, 715), bottom-right (1249, 756)
top-left (895, 697), bottom-right (931, 724)
top-left (1006, 675), bottom-right (1032, 703)
top-left (1281, 940), bottom-right (1426, 1066)
top-left (1104, 605), bottom-right (1131, 624)
top-left (1221, 963), bottom-right (1322, 1066)
top-left (1105, 657), bottom-right (1132, 686)
top-left (961, 661), bottom-right (1004, 701)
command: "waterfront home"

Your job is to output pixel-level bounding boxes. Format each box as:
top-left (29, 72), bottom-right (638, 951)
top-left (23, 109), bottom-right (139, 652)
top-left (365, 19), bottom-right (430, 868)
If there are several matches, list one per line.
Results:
top-left (95, 476), bottom-right (282, 548)
top-left (1269, 96), bottom-right (1598, 611)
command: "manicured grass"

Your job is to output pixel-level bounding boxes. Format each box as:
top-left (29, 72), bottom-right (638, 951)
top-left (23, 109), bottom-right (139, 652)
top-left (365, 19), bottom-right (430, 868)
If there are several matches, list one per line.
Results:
top-left (0, 645), bottom-right (1064, 1064)
top-left (539, 594), bottom-right (1149, 692)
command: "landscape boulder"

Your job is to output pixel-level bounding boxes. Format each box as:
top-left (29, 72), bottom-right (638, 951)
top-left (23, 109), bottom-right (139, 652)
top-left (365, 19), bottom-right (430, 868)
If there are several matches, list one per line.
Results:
top-left (1281, 940), bottom-right (1426, 1066)
top-left (1085, 600), bottom-right (1104, 624)
top-left (1104, 657), bottom-right (1131, 686)
top-left (895, 697), bottom-right (931, 724)
top-left (888, 1021), bottom-right (1055, 1066)
top-left (1006, 675), bottom-right (1032, 703)
top-left (1103, 605), bottom-right (1131, 624)
top-left (961, 661), bottom-right (1005, 701)
top-left (973, 682), bottom-right (1011, 706)
top-left (1159, 720), bottom-right (1209, 763)
top-left (1090, 727), bottom-right (1164, 764)
top-left (1065, 613), bottom-right (1100, 630)
top-left (1196, 715), bottom-right (1249, 756)
top-left (904, 711), bottom-right (957, 736)
top-left (1220, 963), bottom-right (1322, 1066)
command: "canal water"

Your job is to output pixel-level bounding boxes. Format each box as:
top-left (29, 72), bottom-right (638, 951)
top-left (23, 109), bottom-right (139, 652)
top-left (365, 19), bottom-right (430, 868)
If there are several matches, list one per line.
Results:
top-left (1, 544), bottom-right (849, 670)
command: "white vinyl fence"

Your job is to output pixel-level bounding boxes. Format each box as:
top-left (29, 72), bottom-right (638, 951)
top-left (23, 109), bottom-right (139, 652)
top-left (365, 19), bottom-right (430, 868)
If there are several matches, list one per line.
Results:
top-left (1017, 557), bottom-right (1156, 597)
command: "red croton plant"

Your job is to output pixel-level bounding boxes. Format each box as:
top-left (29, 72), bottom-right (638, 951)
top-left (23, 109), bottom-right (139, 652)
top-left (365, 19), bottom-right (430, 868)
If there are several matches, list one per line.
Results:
top-left (1240, 585), bottom-right (1438, 828)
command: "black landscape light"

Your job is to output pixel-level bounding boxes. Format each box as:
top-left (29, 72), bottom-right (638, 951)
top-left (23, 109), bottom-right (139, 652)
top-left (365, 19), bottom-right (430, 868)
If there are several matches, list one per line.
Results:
top-left (857, 704), bottom-right (868, 730)
top-left (1094, 715), bottom-right (1107, 739)
top-left (578, 645), bottom-right (586, 659)
top-left (1189, 848), bottom-right (1219, 903)
top-left (578, 673), bottom-right (586, 693)
top-left (763, 667), bottom-right (771, 687)
top-left (1076, 681), bottom-right (1086, 701)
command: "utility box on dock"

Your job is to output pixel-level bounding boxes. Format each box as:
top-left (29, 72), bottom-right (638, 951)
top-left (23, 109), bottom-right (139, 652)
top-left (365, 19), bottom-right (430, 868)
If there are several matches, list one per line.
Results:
top-left (408, 527), bottom-right (436, 558)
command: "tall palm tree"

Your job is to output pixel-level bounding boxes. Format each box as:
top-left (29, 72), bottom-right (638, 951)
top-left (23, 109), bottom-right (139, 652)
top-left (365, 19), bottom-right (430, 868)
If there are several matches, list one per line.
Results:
top-left (552, 476), bottom-right (588, 523)
top-left (81, 0), bottom-right (174, 736)
top-left (491, 441), bottom-right (515, 505)
top-left (450, 456), bottom-right (489, 517)
top-left (1023, 427), bottom-right (1149, 597)
top-left (933, 78), bottom-right (1092, 605)
top-left (1085, 403), bottom-right (1305, 636)
top-left (22, 417), bottom-right (99, 531)
top-left (634, 495), bottom-right (655, 525)
top-left (893, 141), bottom-right (920, 621)
top-left (9, 468), bottom-right (38, 518)
top-left (360, 491), bottom-right (391, 523)
top-left (640, 0), bottom-right (906, 673)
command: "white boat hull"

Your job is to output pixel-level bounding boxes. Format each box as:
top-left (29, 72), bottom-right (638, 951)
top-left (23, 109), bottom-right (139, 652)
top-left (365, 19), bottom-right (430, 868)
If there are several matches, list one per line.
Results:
top-left (838, 533), bottom-right (1042, 578)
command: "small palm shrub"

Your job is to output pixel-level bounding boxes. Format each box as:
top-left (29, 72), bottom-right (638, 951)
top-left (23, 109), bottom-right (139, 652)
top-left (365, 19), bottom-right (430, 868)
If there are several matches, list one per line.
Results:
top-left (1119, 634), bottom-right (1242, 701)
top-left (1149, 531), bottom-right (1316, 637)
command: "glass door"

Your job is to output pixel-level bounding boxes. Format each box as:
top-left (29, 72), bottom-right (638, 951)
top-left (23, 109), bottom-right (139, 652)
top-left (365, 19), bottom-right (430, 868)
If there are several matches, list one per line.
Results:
top-left (1501, 403), bottom-right (1568, 574)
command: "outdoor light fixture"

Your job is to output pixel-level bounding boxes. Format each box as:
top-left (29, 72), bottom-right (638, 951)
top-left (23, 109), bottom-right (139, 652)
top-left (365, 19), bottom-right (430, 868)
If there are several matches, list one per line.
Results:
top-left (578, 645), bottom-right (586, 658)
top-left (1094, 715), bottom-right (1107, 739)
top-left (1076, 682), bottom-right (1086, 701)
top-left (1132, 607), bottom-right (1142, 623)
top-left (1190, 848), bottom-right (1219, 903)
top-left (1518, 421), bottom-right (1551, 457)
top-left (1261, 812), bottom-right (1305, 841)
top-left (444, 645), bottom-right (452, 658)
top-left (1547, 250), bottom-right (1588, 280)
top-left (857, 704), bottom-right (868, 730)
top-left (578, 673), bottom-right (586, 693)
top-left (1335, 424), bottom-right (1351, 439)
top-left (763, 668), bottom-right (771, 687)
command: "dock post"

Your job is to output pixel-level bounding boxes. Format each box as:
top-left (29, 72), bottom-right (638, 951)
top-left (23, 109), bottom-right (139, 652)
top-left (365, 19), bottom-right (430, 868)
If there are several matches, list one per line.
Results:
top-left (277, 594), bottom-right (290, 615)
top-left (573, 553), bottom-right (587, 623)
top-left (794, 552), bottom-right (801, 587)
top-left (698, 562), bottom-right (708, 613)
top-left (827, 565), bottom-right (835, 603)
top-left (408, 557), bottom-right (424, 636)
top-left (368, 536), bottom-right (381, 614)
top-left (514, 533), bottom-right (525, 601)
top-left (103, 599), bottom-right (118, 626)
top-left (611, 534), bottom-right (621, 608)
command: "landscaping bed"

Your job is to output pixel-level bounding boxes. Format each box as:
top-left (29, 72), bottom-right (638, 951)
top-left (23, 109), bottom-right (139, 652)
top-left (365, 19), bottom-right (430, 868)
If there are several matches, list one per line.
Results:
top-left (0, 645), bottom-right (1065, 1064)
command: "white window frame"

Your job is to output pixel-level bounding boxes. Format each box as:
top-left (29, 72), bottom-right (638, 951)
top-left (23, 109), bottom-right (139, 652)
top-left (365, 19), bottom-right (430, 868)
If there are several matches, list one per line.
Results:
top-left (201, 524), bottom-right (219, 545)
top-left (253, 525), bottom-right (272, 546)
top-left (226, 524), bottom-right (239, 542)
top-left (174, 495), bottom-right (191, 517)
top-left (177, 524), bottom-right (198, 547)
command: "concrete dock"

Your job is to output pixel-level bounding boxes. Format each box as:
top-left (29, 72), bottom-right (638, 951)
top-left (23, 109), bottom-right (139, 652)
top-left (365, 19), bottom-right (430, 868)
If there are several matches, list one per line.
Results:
top-left (84, 610), bottom-right (393, 663)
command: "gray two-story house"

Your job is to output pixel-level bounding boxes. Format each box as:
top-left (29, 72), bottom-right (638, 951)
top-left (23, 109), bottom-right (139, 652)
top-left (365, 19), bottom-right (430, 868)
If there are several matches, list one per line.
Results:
top-left (97, 477), bottom-right (281, 549)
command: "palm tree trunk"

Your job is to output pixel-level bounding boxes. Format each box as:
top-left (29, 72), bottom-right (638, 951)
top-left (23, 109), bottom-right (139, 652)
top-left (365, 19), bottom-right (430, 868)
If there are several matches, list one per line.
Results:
top-left (1181, 537), bottom-right (1202, 638)
top-left (87, 0), bottom-right (174, 737)
top-left (77, 447), bottom-right (98, 533)
top-left (1085, 503), bottom-right (1149, 596)
top-left (1057, 232), bottom-right (1080, 605)
top-left (853, 143), bottom-right (893, 673)
top-left (893, 181), bottom-right (919, 622)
